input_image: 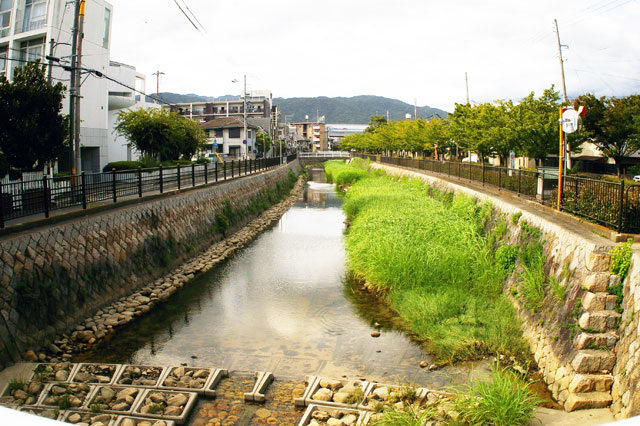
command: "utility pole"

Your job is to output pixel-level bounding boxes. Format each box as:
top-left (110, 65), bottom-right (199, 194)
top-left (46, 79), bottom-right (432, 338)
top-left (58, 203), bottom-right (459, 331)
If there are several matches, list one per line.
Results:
top-left (69, 0), bottom-right (81, 175)
top-left (554, 19), bottom-right (569, 103)
top-left (152, 69), bottom-right (165, 100)
top-left (47, 38), bottom-right (55, 85)
top-left (74, 0), bottom-right (85, 175)
top-left (554, 19), bottom-right (572, 169)
top-left (243, 74), bottom-right (247, 159)
top-left (465, 72), bottom-right (470, 105)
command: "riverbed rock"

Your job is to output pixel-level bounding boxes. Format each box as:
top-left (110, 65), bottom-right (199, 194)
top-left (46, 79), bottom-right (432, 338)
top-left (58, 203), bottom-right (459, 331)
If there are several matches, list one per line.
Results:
top-left (164, 405), bottom-right (182, 415)
top-left (167, 393), bottom-right (188, 407)
top-left (24, 350), bottom-right (37, 361)
top-left (121, 419), bottom-right (136, 426)
top-left (68, 413), bottom-right (82, 423)
top-left (370, 331), bottom-right (381, 338)
top-left (312, 388), bottom-right (333, 401)
top-left (319, 379), bottom-right (343, 390)
top-left (373, 386), bottom-right (389, 401)
top-left (342, 414), bottom-right (358, 426)
top-left (312, 411), bottom-right (330, 422)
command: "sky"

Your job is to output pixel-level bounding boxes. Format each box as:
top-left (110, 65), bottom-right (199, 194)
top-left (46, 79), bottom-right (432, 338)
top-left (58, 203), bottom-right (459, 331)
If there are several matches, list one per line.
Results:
top-left (107, 0), bottom-right (640, 112)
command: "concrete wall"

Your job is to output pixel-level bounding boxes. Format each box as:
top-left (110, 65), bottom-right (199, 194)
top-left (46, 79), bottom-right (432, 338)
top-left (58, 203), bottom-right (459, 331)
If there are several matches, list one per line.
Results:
top-left (370, 163), bottom-right (635, 415)
top-left (0, 161), bottom-right (301, 369)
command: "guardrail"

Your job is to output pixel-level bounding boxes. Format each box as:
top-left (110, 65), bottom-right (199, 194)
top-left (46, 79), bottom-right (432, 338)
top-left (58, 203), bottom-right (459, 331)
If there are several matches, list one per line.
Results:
top-left (0, 154), bottom-right (297, 228)
top-left (353, 153), bottom-right (640, 234)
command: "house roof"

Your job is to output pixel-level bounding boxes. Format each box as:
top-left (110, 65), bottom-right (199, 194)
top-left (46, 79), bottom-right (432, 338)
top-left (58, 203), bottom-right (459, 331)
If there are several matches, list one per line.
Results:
top-left (200, 117), bottom-right (258, 130)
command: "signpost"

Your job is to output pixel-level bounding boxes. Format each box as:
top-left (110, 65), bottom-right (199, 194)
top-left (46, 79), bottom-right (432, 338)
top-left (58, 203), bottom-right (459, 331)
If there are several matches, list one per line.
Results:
top-left (557, 107), bottom-right (579, 211)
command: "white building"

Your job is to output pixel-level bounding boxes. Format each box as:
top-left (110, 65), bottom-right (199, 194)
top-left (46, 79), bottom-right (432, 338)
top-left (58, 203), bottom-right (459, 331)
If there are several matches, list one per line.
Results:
top-left (200, 117), bottom-right (258, 159)
top-left (0, 0), bottom-right (113, 173)
top-left (107, 61), bottom-right (159, 164)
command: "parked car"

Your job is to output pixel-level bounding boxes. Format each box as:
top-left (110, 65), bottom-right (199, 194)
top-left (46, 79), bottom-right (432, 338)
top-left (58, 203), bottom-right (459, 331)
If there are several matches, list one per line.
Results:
top-left (633, 175), bottom-right (640, 183)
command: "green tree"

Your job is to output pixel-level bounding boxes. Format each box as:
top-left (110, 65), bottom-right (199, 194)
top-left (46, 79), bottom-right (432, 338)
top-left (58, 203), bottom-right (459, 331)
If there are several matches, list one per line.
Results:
top-left (574, 94), bottom-right (640, 176)
top-left (115, 108), bottom-right (206, 161)
top-left (255, 130), bottom-right (271, 156)
top-left (365, 115), bottom-right (387, 133)
top-left (515, 87), bottom-right (561, 167)
top-left (0, 61), bottom-right (68, 178)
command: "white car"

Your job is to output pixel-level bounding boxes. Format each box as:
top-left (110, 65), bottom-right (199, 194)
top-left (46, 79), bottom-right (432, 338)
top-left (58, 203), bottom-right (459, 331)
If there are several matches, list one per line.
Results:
top-left (633, 175), bottom-right (640, 183)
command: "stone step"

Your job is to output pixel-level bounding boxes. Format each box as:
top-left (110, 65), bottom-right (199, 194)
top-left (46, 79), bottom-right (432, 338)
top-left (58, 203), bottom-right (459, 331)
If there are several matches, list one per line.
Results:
top-left (575, 332), bottom-right (618, 350)
top-left (578, 310), bottom-right (621, 332)
top-left (582, 292), bottom-right (618, 312)
top-left (568, 374), bottom-right (614, 393)
top-left (572, 350), bottom-right (616, 374)
top-left (565, 391), bottom-right (612, 412)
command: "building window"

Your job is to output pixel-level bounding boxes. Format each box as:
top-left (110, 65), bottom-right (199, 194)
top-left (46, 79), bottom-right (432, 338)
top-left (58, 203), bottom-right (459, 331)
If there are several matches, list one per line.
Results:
top-left (102, 7), bottom-right (110, 49)
top-left (229, 128), bottom-right (240, 138)
top-left (21, 0), bottom-right (47, 33)
top-left (0, 0), bottom-right (12, 38)
top-left (0, 46), bottom-right (7, 77)
top-left (20, 37), bottom-right (44, 62)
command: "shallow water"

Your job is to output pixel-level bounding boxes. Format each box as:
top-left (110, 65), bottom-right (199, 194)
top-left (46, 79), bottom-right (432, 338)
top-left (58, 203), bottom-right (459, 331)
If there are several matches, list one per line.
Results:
top-left (76, 170), bottom-right (485, 387)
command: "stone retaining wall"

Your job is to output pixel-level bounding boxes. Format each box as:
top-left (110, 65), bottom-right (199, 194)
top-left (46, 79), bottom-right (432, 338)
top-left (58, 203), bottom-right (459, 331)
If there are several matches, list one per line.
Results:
top-left (0, 161), bottom-right (301, 370)
top-left (369, 163), bottom-right (632, 415)
top-left (611, 252), bottom-right (640, 419)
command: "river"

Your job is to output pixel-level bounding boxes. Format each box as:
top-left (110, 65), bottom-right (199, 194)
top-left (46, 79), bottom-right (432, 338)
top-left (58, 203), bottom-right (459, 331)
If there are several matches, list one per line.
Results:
top-left (76, 169), bottom-right (481, 387)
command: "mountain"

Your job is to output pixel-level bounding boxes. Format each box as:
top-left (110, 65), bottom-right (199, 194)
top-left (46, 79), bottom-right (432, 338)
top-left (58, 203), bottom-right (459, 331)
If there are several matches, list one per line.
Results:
top-left (274, 96), bottom-right (449, 124)
top-left (152, 93), bottom-right (450, 124)
top-left (148, 92), bottom-right (240, 104)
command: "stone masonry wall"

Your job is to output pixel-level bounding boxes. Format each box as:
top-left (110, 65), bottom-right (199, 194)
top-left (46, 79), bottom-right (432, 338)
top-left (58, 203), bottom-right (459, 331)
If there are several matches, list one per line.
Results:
top-left (611, 251), bottom-right (640, 419)
top-left (370, 162), bottom-right (627, 414)
top-left (0, 161), bottom-right (301, 370)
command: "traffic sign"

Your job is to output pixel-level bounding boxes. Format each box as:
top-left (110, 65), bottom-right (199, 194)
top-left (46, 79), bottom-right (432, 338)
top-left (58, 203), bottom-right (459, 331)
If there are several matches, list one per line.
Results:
top-left (562, 109), bottom-right (579, 133)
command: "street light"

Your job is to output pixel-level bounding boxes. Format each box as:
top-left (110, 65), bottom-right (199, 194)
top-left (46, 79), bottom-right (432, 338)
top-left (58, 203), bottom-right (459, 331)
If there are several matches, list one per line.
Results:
top-left (232, 75), bottom-right (247, 159)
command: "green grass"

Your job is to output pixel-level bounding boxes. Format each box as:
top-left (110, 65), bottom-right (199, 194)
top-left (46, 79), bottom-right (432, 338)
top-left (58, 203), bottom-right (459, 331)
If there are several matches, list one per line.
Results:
top-left (518, 241), bottom-right (547, 312)
top-left (454, 367), bottom-right (542, 426)
top-left (336, 166), bottom-right (529, 363)
top-left (324, 160), bottom-right (370, 185)
top-left (370, 405), bottom-right (436, 426)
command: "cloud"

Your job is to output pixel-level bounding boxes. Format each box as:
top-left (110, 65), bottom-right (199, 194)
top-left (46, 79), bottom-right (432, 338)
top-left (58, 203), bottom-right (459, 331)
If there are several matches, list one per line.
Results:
top-left (108, 0), bottom-right (640, 111)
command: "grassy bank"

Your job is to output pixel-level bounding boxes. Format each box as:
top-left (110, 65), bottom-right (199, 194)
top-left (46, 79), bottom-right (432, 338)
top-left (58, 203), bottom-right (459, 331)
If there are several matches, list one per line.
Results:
top-left (335, 161), bottom-right (529, 363)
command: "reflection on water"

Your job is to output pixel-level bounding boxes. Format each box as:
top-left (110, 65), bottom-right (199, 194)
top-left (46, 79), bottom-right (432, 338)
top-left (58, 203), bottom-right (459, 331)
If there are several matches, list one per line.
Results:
top-left (76, 170), bottom-right (484, 387)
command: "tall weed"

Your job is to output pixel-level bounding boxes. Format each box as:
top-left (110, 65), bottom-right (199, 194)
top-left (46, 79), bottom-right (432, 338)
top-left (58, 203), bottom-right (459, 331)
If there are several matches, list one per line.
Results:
top-left (340, 167), bottom-right (528, 362)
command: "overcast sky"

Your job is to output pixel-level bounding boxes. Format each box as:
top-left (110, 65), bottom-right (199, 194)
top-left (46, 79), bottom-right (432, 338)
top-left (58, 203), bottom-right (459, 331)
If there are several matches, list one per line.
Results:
top-left (107, 0), bottom-right (640, 112)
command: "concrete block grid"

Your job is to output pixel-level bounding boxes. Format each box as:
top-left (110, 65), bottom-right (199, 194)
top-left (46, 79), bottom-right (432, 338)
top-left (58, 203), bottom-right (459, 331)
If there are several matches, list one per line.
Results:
top-left (0, 161), bottom-right (302, 370)
top-left (370, 163), bottom-right (629, 414)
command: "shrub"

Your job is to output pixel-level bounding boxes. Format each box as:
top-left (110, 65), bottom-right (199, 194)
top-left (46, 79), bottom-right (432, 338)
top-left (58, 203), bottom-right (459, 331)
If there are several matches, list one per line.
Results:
top-left (455, 367), bottom-right (541, 426)
top-left (102, 161), bottom-right (141, 172)
top-left (610, 238), bottom-right (633, 281)
top-left (496, 245), bottom-right (518, 273)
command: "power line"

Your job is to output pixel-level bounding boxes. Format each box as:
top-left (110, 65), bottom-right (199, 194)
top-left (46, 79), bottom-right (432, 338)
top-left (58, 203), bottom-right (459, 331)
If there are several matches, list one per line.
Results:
top-left (172, 0), bottom-right (201, 32)
top-left (179, 0), bottom-right (206, 33)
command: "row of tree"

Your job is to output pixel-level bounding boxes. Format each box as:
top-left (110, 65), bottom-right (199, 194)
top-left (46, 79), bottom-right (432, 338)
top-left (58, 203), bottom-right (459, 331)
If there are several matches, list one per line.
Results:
top-left (339, 87), bottom-right (640, 175)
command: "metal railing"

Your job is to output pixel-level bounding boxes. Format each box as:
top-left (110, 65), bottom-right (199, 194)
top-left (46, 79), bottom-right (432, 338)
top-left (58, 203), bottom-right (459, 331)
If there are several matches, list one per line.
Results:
top-left (353, 153), bottom-right (640, 234)
top-left (298, 151), bottom-right (350, 158)
top-left (0, 154), bottom-right (297, 228)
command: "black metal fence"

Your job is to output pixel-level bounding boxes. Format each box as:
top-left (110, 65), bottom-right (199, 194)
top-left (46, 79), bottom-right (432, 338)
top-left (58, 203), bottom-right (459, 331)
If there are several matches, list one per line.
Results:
top-left (353, 153), bottom-right (640, 234)
top-left (0, 154), bottom-right (297, 228)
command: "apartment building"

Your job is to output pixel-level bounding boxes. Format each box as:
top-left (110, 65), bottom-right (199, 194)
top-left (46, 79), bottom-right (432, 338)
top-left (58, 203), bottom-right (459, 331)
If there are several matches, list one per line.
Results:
top-left (200, 117), bottom-right (257, 159)
top-left (167, 91), bottom-right (273, 122)
top-left (0, 0), bottom-right (113, 173)
top-left (291, 121), bottom-right (327, 152)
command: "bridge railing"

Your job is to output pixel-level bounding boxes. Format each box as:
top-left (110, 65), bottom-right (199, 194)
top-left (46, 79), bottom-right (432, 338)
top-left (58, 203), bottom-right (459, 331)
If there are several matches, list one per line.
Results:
top-left (353, 153), bottom-right (640, 234)
top-left (298, 151), bottom-right (350, 158)
top-left (0, 154), bottom-right (297, 228)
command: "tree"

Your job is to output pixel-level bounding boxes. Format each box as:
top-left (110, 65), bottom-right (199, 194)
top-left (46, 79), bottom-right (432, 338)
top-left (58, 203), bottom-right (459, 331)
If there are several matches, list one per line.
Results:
top-left (255, 130), bottom-right (271, 156)
top-left (115, 108), bottom-right (206, 161)
top-left (574, 94), bottom-right (640, 176)
top-left (365, 115), bottom-right (387, 133)
top-left (0, 61), bottom-right (68, 178)
top-left (515, 87), bottom-right (561, 167)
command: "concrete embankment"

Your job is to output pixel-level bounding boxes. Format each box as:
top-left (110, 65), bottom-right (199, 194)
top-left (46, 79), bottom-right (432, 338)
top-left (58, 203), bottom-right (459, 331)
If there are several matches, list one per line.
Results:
top-left (0, 161), bottom-right (302, 370)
